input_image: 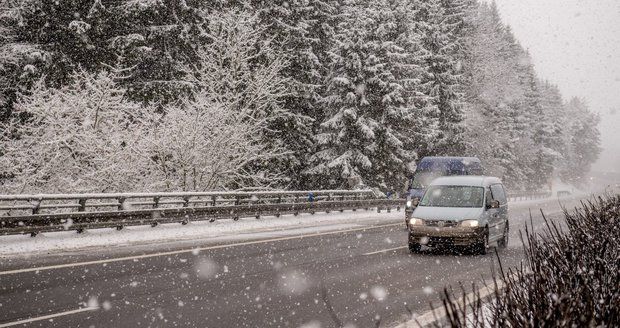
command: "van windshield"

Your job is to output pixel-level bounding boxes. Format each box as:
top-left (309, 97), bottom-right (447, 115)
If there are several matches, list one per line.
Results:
top-left (419, 185), bottom-right (484, 208)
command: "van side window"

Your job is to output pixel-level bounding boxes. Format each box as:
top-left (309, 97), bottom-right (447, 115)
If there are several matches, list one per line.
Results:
top-left (490, 184), bottom-right (507, 205)
top-left (485, 187), bottom-right (493, 206)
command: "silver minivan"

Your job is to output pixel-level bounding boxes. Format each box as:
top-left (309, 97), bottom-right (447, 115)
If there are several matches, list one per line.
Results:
top-left (407, 176), bottom-right (509, 254)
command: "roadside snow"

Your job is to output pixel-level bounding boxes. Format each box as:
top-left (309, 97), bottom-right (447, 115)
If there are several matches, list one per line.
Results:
top-left (0, 209), bottom-right (402, 256)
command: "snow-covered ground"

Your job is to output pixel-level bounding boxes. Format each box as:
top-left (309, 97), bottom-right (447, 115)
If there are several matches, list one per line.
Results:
top-left (0, 209), bottom-right (403, 257)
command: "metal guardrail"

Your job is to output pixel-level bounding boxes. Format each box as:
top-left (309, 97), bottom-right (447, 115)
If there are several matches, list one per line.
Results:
top-left (506, 191), bottom-right (552, 202)
top-left (0, 189), bottom-right (553, 237)
top-left (0, 190), bottom-right (403, 236)
top-left (0, 190), bottom-right (377, 214)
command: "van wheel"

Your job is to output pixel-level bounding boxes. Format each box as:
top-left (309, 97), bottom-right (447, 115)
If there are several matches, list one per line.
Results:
top-left (498, 223), bottom-right (509, 249)
top-left (409, 242), bottom-right (421, 253)
top-left (474, 229), bottom-right (489, 255)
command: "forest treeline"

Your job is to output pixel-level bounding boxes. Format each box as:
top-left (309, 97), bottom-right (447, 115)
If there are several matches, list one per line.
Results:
top-left (0, 0), bottom-right (601, 193)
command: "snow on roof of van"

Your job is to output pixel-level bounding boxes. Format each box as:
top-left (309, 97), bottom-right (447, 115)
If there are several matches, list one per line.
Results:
top-left (429, 176), bottom-right (501, 187)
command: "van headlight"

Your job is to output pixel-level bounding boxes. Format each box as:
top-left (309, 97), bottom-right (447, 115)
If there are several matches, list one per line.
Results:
top-left (460, 220), bottom-right (479, 227)
top-left (409, 218), bottom-right (425, 226)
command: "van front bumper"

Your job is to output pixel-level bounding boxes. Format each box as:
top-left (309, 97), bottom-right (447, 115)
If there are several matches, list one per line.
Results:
top-left (408, 226), bottom-right (484, 246)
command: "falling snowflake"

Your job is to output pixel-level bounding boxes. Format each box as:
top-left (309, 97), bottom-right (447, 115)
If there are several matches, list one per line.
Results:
top-left (370, 286), bottom-right (387, 301)
top-left (195, 257), bottom-right (219, 279)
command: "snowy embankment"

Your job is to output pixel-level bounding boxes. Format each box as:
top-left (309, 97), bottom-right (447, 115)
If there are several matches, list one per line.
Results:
top-left (0, 194), bottom-right (579, 257)
top-left (0, 209), bottom-right (403, 257)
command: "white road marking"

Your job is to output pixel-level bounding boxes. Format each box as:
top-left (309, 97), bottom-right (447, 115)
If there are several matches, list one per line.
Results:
top-left (401, 281), bottom-right (498, 327)
top-left (0, 307), bottom-right (98, 327)
top-left (0, 223), bottom-right (403, 276)
top-left (390, 272), bottom-right (524, 328)
top-left (363, 246), bottom-right (408, 256)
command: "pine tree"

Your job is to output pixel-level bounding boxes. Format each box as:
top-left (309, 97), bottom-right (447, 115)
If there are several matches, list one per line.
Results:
top-left (0, 0), bottom-right (45, 123)
top-left (461, 1), bottom-right (540, 189)
top-left (416, 0), bottom-right (467, 157)
top-left (309, 0), bottom-right (426, 191)
top-left (8, 0), bottom-right (204, 106)
top-left (559, 97), bottom-right (601, 186)
top-left (244, 0), bottom-right (341, 189)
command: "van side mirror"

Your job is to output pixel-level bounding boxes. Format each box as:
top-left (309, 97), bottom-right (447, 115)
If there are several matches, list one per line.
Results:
top-left (488, 200), bottom-right (500, 209)
top-left (406, 197), bottom-right (420, 209)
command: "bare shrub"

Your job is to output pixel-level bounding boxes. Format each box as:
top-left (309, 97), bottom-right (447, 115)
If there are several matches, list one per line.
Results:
top-left (438, 195), bottom-right (620, 327)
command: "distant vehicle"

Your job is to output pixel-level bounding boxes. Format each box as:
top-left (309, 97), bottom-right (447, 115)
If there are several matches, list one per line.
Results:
top-left (406, 176), bottom-right (509, 255)
top-left (557, 190), bottom-right (571, 197)
top-left (406, 157), bottom-right (484, 199)
top-left (405, 157), bottom-right (484, 223)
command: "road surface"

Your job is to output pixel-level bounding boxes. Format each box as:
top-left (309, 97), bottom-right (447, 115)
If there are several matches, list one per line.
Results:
top-left (0, 196), bottom-right (586, 327)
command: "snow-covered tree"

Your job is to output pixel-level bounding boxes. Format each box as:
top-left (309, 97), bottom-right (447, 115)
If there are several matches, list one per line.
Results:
top-left (416, 0), bottom-right (468, 157)
top-left (558, 97), bottom-right (601, 186)
top-left (537, 80), bottom-right (567, 163)
top-left (1, 57), bottom-right (290, 194)
top-left (138, 96), bottom-right (285, 191)
top-left (461, 2), bottom-right (558, 190)
top-left (0, 70), bottom-right (147, 193)
top-left (188, 9), bottom-right (291, 189)
top-left (250, 0), bottom-right (341, 189)
top-left (0, 0), bottom-right (46, 123)
top-left (309, 0), bottom-right (429, 191)
top-left (7, 0), bottom-right (203, 106)
top-left (0, 0), bottom-right (602, 194)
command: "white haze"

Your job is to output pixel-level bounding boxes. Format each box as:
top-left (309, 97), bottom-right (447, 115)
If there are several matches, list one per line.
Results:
top-left (492, 0), bottom-right (620, 173)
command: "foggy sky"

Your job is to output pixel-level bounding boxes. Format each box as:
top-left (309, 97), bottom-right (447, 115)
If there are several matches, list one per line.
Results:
top-left (491, 0), bottom-right (620, 173)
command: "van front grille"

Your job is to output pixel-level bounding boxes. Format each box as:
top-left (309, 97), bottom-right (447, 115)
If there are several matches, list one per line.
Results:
top-left (425, 220), bottom-right (458, 227)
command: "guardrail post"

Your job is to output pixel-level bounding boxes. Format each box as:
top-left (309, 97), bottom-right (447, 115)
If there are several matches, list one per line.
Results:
top-left (211, 195), bottom-right (217, 206)
top-left (31, 199), bottom-right (41, 215)
top-left (309, 194), bottom-right (316, 214)
top-left (78, 199), bottom-right (87, 212)
top-left (325, 194), bottom-right (331, 213)
top-left (183, 196), bottom-right (190, 208)
top-left (153, 197), bottom-right (160, 208)
top-left (117, 197), bottom-right (126, 211)
top-left (235, 196), bottom-right (241, 206)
